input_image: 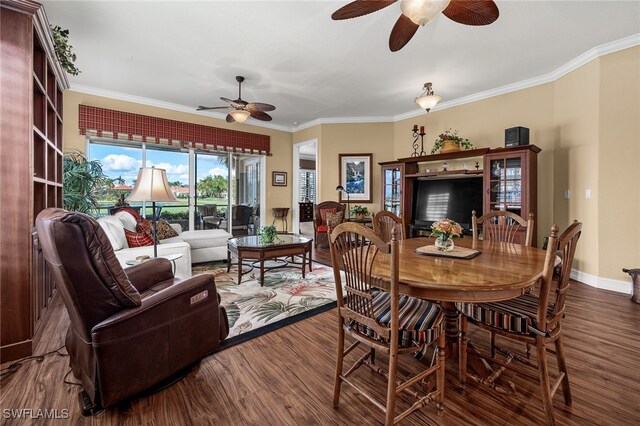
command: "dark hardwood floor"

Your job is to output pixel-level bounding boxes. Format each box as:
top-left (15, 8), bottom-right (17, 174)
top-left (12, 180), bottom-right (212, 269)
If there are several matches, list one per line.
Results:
top-left (1, 250), bottom-right (639, 425)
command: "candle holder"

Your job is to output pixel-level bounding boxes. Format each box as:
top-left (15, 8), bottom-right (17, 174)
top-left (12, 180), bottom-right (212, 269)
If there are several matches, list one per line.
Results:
top-left (411, 125), bottom-right (427, 157)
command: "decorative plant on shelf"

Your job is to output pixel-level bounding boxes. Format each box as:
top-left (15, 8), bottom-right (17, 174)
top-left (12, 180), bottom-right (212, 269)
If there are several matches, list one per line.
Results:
top-left (259, 225), bottom-right (280, 244)
top-left (50, 25), bottom-right (81, 76)
top-left (63, 150), bottom-right (110, 213)
top-left (430, 218), bottom-right (463, 251)
top-left (431, 129), bottom-right (474, 154)
top-left (350, 205), bottom-right (370, 220)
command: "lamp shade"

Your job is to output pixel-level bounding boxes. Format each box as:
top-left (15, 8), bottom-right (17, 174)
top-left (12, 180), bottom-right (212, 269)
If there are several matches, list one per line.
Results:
top-left (400, 0), bottom-right (451, 26)
top-left (127, 167), bottom-right (178, 202)
top-left (229, 110), bottom-right (250, 123)
top-left (415, 94), bottom-right (441, 111)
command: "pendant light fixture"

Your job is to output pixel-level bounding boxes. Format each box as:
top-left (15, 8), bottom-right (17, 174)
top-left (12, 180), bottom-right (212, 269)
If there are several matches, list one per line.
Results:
top-left (415, 82), bottom-right (441, 112)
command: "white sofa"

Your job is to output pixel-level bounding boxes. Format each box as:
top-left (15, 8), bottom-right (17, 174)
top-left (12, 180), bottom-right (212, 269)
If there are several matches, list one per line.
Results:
top-left (97, 211), bottom-right (232, 279)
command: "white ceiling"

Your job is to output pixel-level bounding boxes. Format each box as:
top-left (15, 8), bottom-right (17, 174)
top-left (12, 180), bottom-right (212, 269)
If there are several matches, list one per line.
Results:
top-left (42, 1), bottom-right (640, 131)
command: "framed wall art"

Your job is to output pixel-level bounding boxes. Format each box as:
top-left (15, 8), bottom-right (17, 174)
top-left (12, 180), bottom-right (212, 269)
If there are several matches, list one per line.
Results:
top-left (338, 153), bottom-right (372, 203)
top-left (272, 171), bottom-right (287, 186)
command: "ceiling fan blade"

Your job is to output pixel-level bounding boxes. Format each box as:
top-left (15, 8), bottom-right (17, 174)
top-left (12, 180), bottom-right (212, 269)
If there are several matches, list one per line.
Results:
top-left (389, 14), bottom-right (419, 52)
top-left (246, 102), bottom-right (276, 112)
top-left (197, 105), bottom-right (230, 111)
top-left (332, 0), bottom-right (397, 20)
top-left (226, 114), bottom-right (235, 123)
top-left (443, 0), bottom-right (499, 26)
top-left (220, 96), bottom-right (244, 108)
top-left (249, 110), bottom-right (272, 122)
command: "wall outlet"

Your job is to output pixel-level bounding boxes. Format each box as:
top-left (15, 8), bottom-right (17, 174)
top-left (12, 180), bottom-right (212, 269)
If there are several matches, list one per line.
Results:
top-left (564, 190), bottom-right (570, 200)
top-left (585, 189), bottom-right (592, 199)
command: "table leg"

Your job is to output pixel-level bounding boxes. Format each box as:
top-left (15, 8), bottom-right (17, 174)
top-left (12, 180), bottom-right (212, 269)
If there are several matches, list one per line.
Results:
top-left (260, 260), bottom-right (265, 287)
top-left (301, 251), bottom-right (307, 278)
top-left (237, 255), bottom-right (243, 284)
top-left (308, 245), bottom-right (313, 272)
top-left (442, 301), bottom-right (460, 358)
top-left (227, 249), bottom-right (231, 272)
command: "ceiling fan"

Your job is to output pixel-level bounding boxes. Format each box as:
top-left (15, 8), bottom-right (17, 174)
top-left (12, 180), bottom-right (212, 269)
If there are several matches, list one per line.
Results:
top-left (331, 0), bottom-right (499, 52)
top-left (197, 76), bottom-right (275, 123)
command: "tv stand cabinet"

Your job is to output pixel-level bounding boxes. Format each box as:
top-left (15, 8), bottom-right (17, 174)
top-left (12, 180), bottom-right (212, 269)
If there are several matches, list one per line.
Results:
top-left (392, 145), bottom-right (540, 245)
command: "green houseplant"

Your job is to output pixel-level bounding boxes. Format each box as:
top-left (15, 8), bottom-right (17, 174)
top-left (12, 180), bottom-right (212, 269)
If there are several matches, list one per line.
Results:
top-left (259, 225), bottom-right (279, 244)
top-left (431, 129), bottom-right (474, 154)
top-left (63, 150), bottom-right (110, 213)
top-left (350, 205), bottom-right (370, 220)
top-left (50, 25), bottom-right (81, 76)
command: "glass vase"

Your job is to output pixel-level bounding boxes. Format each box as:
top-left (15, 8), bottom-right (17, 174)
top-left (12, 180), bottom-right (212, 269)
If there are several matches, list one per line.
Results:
top-left (435, 236), bottom-right (454, 252)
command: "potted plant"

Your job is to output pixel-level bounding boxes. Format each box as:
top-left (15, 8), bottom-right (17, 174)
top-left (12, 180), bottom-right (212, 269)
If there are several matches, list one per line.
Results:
top-left (50, 25), bottom-right (81, 76)
top-left (63, 150), bottom-right (111, 213)
top-left (259, 224), bottom-right (279, 244)
top-left (350, 205), bottom-right (370, 220)
top-left (431, 129), bottom-right (474, 154)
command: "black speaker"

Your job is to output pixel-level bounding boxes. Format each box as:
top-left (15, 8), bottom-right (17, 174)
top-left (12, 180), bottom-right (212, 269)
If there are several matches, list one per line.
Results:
top-left (505, 126), bottom-right (529, 147)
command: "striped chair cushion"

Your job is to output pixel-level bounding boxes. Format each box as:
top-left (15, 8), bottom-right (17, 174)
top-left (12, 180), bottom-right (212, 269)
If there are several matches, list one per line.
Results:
top-left (456, 293), bottom-right (554, 335)
top-left (348, 290), bottom-right (442, 360)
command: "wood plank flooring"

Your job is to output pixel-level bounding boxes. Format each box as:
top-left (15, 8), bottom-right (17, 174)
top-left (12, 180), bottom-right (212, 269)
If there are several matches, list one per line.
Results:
top-left (1, 253), bottom-right (639, 425)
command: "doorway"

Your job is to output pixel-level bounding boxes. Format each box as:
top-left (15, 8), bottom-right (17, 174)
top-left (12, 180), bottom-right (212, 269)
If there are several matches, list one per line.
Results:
top-left (292, 139), bottom-right (317, 237)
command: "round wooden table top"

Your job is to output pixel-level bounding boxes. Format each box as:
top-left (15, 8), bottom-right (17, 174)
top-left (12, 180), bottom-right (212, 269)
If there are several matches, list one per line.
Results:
top-left (371, 237), bottom-right (548, 303)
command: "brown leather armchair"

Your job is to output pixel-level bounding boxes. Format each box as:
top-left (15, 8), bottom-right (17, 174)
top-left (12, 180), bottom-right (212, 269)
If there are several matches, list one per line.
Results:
top-left (35, 208), bottom-right (229, 413)
top-left (313, 201), bottom-right (346, 248)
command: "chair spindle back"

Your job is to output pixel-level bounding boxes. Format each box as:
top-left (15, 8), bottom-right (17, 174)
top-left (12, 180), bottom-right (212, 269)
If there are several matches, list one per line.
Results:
top-left (373, 211), bottom-right (404, 243)
top-left (472, 210), bottom-right (534, 247)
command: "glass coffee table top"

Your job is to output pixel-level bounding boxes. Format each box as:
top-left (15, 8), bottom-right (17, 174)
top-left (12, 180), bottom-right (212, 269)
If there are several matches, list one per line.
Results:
top-left (229, 234), bottom-right (311, 248)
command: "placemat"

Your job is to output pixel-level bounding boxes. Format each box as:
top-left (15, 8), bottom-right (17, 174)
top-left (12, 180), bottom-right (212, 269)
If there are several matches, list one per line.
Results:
top-left (415, 245), bottom-right (481, 259)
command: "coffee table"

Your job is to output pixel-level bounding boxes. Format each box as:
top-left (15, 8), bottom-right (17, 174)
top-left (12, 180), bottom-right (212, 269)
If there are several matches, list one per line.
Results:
top-left (227, 234), bottom-right (313, 286)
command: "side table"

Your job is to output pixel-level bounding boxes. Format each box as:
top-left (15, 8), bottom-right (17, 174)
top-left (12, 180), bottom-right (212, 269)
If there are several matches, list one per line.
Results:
top-left (126, 253), bottom-right (183, 275)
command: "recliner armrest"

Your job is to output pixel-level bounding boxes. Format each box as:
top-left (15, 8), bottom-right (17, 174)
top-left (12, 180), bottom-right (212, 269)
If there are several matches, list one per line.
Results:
top-left (124, 258), bottom-right (174, 293)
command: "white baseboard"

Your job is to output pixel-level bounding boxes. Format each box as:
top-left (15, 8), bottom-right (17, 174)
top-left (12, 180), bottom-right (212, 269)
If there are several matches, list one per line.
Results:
top-left (571, 269), bottom-right (632, 295)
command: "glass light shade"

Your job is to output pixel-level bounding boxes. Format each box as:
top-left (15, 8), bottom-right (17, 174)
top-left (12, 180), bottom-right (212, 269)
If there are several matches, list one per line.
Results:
top-left (415, 94), bottom-right (441, 111)
top-left (400, 0), bottom-right (451, 26)
top-left (127, 167), bottom-right (178, 202)
top-left (229, 110), bottom-right (250, 123)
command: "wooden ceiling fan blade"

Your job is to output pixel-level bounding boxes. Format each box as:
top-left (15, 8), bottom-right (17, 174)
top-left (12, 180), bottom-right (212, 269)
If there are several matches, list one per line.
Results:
top-left (389, 14), bottom-right (419, 52)
top-left (197, 106), bottom-right (230, 111)
top-left (249, 111), bottom-right (272, 122)
top-left (220, 96), bottom-right (243, 108)
top-left (226, 114), bottom-right (235, 123)
top-left (247, 102), bottom-right (276, 112)
top-left (332, 0), bottom-right (397, 20)
top-left (443, 0), bottom-right (499, 26)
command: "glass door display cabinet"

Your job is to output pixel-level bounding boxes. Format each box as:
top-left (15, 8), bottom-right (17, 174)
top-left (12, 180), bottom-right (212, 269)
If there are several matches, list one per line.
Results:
top-left (380, 162), bottom-right (404, 217)
top-left (483, 145), bottom-right (540, 246)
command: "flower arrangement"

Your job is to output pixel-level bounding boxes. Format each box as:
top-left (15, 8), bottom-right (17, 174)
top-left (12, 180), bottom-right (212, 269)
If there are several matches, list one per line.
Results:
top-left (431, 129), bottom-right (474, 154)
top-left (430, 218), bottom-right (463, 242)
top-left (350, 205), bottom-right (369, 218)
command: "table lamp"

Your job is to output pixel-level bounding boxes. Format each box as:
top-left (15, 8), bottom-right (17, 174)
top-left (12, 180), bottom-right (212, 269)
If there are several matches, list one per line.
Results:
top-left (127, 167), bottom-right (177, 258)
top-left (336, 185), bottom-right (351, 219)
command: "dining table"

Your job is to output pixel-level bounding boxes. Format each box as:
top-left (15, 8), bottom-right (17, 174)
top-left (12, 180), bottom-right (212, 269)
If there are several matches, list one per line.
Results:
top-left (370, 236), bottom-right (549, 355)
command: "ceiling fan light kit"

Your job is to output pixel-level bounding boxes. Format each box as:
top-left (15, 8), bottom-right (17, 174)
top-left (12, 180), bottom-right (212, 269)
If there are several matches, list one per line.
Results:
top-left (196, 75), bottom-right (276, 123)
top-left (400, 0), bottom-right (451, 26)
top-left (415, 82), bottom-right (441, 112)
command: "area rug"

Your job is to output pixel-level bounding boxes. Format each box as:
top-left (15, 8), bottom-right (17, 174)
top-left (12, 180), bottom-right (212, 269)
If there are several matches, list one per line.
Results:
top-left (193, 262), bottom-right (340, 348)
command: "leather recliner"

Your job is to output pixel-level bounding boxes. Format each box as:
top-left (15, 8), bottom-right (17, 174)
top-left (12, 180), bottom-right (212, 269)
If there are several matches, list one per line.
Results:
top-left (35, 208), bottom-right (229, 412)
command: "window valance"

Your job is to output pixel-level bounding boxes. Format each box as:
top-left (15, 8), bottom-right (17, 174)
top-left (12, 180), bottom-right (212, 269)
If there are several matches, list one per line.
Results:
top-left (78, 105), bottom-right (270, 155)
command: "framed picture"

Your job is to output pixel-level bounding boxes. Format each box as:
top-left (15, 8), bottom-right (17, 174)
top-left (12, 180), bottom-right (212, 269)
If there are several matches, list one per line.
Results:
top-left (338, 153), bottom-right (372, 203)
top-left (272, 171), bottom-right (287, 186)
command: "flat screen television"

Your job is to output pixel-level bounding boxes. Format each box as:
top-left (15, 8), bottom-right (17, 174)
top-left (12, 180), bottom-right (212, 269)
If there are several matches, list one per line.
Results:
top-left (412, 177), bottom-right (483, 232)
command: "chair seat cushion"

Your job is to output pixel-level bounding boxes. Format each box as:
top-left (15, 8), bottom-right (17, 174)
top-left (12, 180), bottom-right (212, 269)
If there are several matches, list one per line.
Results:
top-left (349, 291), bottom-right (442, 359)
top-left (317, 225), bottom-right (329, 232)
top-left (456, 293), bottom-right (554, 335)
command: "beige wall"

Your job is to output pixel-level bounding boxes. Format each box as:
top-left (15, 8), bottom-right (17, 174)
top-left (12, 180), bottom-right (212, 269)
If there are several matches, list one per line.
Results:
top-left (62, 46), bottom-right (640, 285)
top-left (63, 91), bottom-right (293, 229)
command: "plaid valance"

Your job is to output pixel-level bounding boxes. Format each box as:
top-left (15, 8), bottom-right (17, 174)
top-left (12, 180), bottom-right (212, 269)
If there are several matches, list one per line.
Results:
top-left (78, 105), bottom-right (270, 155)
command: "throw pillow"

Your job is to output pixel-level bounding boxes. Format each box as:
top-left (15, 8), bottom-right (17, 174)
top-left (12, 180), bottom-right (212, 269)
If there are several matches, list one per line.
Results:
top-left (319, 208), bottom-right (337, 224)
top-left (326, 211), bottom-right (344, 228)
top-left (136, 218), bottom-right (153, 236)
top-left (115, 207), bottom-right (143, 222)
top-left (124, 229), bottom-right (154, 248)
top-left (156, 219), bottom-right (179, 240)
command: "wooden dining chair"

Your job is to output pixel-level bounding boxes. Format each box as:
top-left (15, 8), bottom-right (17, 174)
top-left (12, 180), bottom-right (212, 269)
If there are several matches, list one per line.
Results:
top-left (457, 222), bottom-right (582, 425)
top-left (472, 210), bottom-right (535, 247)
top-left (372, 210), bottom-right (405, 242)
top-left (329, 222), bottom-right (445, 425)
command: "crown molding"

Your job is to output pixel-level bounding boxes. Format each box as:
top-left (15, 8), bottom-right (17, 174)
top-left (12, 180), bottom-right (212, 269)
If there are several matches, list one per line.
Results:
top-left (71, 34), bottom-right (639, 133)
top-left (68, 84), bottom-right (294, 133)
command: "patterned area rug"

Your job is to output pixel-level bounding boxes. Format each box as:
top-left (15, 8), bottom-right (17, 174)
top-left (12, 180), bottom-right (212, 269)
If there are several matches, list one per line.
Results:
top-left (193, 262), bottom-right (339, 348)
